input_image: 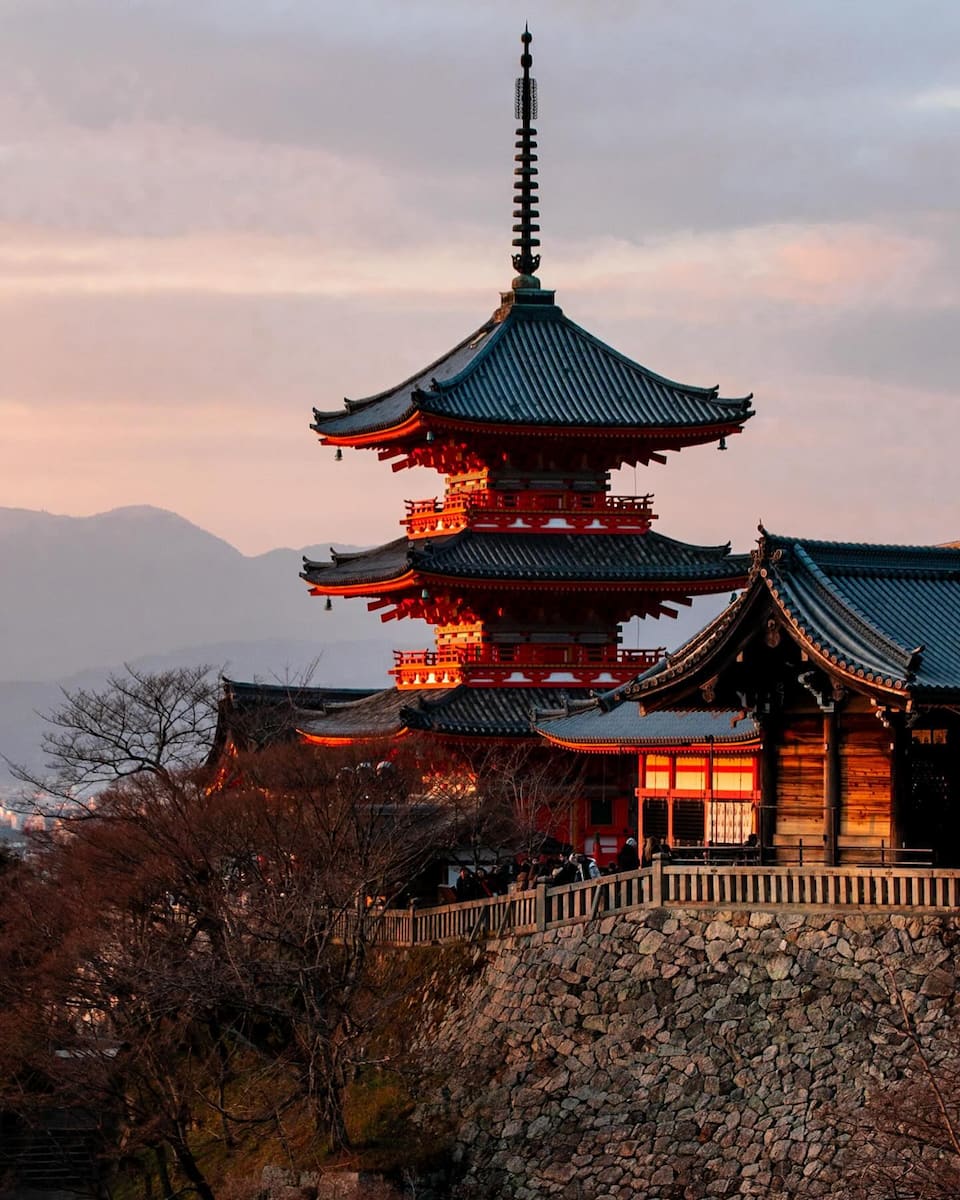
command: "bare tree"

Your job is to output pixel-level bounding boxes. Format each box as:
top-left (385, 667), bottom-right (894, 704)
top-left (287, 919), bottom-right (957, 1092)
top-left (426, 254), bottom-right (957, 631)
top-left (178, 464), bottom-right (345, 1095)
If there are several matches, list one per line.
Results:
top-left (225, 742), bottom-right (441, 1151)
top-left (0, 738), bottom-right (446, 1195)
top-left (8, 662), bottom-right (219, 799)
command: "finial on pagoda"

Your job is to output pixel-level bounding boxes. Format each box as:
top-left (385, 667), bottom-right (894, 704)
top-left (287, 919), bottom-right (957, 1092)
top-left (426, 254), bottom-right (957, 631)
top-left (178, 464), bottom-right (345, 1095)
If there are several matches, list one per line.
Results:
top-left (511, 25), bottom-right (541, 290)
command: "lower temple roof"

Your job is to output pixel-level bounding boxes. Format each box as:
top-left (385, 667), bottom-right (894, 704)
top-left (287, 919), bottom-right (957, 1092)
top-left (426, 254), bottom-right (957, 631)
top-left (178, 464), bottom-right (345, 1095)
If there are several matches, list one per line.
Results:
top-left (297, 685), bottom-right (580, 741)
top-left (211, 678), bottom-right (380, 757)
top-left (220, 677), bottom-right (761, 750)
top-left (533, 700), bottom-right (759, 751)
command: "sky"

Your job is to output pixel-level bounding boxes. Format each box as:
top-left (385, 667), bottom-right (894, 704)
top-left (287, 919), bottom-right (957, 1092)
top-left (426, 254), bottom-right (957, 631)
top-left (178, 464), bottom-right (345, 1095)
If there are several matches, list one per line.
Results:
top-left (1, 0), bottom-right (958, 556)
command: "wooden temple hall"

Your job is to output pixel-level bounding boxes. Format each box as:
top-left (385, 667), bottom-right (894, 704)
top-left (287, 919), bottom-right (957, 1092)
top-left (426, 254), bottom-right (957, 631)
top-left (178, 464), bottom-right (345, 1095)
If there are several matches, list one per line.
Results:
top-left (217, 30), bottom-right (960, 870)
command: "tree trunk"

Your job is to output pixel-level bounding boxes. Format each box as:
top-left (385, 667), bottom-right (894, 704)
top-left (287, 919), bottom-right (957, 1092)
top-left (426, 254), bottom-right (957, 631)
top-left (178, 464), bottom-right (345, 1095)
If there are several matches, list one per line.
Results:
top-left (168, 1135), bottom-right (216, 1200)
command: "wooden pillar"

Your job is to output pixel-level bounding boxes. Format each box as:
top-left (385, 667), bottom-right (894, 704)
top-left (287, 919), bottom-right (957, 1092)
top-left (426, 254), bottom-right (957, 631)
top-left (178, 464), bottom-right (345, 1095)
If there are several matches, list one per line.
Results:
top-left (823, 709), bottom-right (841, 866)
top-left (666, 757), bottom-right (676, 846)
top-left (889, 714), bottom-right (909, 860)
top-left (758, 719), bottom-right (779, 865)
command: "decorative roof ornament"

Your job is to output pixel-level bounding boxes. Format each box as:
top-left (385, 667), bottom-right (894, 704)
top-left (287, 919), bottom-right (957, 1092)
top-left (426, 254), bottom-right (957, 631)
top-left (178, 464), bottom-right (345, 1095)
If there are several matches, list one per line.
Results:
top-left (511, 26), bottom-right (541, 289)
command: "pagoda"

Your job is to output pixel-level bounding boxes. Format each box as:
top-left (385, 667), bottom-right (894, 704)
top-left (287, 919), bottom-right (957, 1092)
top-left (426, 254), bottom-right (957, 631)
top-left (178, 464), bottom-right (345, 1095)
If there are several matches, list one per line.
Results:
top-left (297, 30), bottom-right (754, 767)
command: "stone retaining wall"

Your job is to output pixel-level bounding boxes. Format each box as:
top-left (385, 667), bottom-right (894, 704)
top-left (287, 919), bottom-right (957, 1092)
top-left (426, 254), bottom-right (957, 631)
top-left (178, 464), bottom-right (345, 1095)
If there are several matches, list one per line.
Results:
top-left (415, 907), bottom-right (960, 1199)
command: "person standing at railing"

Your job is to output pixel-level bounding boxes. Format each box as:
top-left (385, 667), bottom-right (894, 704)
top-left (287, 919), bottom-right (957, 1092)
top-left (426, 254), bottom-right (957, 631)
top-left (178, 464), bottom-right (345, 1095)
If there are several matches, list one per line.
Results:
top-left (617, 837), bottom-right (640, 872)
top-left (455, 866), bottom-right (481, 902)
top-left (576, 853), bottom-right (601, 882)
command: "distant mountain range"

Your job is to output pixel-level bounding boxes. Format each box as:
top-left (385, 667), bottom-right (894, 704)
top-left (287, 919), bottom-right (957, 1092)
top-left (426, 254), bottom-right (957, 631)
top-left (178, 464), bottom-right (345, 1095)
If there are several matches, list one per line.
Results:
top-left (0, 505), bottom-right (426, 683)
top-left (0, 505), bottom-right (427, 780)
top-left (0, 504), bottom-right (724, 782)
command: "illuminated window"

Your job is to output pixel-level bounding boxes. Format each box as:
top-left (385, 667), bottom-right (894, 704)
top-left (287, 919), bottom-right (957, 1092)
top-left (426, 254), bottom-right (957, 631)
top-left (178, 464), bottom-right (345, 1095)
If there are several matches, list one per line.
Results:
top-left (712, 756), bottom-right (755, 795)
top-left (675, 756), bottom-right (706, 791)
top-left (912, 729), bottom-right (949, 746)
top-left (645, 755), bottom-right (670, 790)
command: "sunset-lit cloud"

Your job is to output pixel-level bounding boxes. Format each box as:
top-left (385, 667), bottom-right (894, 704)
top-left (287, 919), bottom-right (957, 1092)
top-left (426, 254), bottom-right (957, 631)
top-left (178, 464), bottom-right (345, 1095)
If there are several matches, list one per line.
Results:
top-left (1, 0), bottom-right (958, 556)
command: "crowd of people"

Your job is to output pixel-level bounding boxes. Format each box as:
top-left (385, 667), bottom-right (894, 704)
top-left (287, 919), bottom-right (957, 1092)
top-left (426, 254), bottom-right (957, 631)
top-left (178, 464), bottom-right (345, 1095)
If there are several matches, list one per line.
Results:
top-left (450, 836), bottom-right (671, 902)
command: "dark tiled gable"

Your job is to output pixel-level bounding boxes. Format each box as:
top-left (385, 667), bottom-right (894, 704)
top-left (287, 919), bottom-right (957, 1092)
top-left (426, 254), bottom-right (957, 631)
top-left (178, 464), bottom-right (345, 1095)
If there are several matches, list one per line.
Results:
top-left (620, 533), bottom-right (960, 704)
top-left (302, 531), bottom-right (750, 589)
top-left (763, 536), bottom-right (960, 694)
top-left (311, 296), bottom-right (753, 439)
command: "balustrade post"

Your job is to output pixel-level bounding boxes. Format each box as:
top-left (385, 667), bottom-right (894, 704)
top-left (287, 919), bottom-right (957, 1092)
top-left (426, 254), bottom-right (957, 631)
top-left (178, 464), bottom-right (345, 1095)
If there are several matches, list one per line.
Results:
top-left (409, 901), bottom-right (417, 947)
top-left (651, 854), bottom-right (665, 906)
top-left (535, 881), bottom-right (547, 931)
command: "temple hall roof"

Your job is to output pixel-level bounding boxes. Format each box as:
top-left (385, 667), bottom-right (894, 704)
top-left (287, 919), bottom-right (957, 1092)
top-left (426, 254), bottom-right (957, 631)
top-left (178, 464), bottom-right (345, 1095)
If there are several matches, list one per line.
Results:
top-left (311, 292), bottom-right (754, 442)
top-left (621, 531), bottom-right (960, 704)
top-left (759, 533), bottom-right (960, 696)
top-left (297, 685), bottom-right (582, 741)
top-left (302, 531), bottom-right (750, 591)
top-left (533, 700), bottom-right (760, 750)
top-left (297, 687), bottom-right (419, 742)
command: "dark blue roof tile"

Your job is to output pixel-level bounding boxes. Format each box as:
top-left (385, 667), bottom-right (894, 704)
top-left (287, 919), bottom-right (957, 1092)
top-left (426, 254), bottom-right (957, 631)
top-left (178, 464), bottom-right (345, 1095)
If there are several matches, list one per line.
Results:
top-left (534, 702), bottom-right (760, 747)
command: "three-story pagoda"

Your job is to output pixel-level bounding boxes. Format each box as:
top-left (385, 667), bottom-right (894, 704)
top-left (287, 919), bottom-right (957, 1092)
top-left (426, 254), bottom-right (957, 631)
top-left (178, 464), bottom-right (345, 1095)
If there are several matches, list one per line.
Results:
top-left (299, 30), bottom-right (754, 747)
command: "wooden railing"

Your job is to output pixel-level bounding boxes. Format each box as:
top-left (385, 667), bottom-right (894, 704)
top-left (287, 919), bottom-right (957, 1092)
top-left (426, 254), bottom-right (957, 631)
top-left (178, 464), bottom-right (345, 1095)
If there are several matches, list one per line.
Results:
top-left (345, 859), bottom-right (960, 947)
top-left (402, 492), bottom-right (657, 537)
top-left (391, 644), bottom-right (665, 689)
top-left (392, 646), bottom-right (663, 669)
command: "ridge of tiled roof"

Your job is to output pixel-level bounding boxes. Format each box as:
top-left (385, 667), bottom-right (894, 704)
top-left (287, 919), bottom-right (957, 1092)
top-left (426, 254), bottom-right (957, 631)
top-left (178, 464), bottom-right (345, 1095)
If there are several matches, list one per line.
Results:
top-left (302, 537), bottom-right (412, 586)
top-left (297, 687), bottom-right (430, 740)
top-left (612, 588), bottom-right (756, 703)
top-left (405, 686), bottom-right (581, 736)
top-left (311, 319), bottom-right (498, 432)
top-left (762, 541), bottom-right (916, 685)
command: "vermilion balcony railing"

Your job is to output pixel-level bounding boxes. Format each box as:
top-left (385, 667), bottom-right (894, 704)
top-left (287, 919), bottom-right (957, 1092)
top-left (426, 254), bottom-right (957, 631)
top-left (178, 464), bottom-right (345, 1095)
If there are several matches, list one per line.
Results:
top-left (402, 492), bottom-right (657, 537)
top-left (390, 644), bottom-right (666, 689)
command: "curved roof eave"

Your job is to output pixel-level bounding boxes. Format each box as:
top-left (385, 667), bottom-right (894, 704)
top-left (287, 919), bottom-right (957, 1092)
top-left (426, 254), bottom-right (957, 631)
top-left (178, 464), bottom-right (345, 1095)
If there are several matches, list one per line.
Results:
top-left (311, 298), bottom-right (755, 441)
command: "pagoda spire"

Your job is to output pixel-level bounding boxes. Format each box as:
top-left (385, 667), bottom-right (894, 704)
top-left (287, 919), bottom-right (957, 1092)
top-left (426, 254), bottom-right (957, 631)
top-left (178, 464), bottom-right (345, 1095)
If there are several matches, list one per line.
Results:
top-left (511, 25), bottom-right (541, 288)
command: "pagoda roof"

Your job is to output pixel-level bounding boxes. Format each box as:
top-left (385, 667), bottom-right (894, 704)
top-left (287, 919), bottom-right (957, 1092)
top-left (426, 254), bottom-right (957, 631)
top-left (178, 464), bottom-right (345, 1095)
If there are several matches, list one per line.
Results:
top-left (621, 531), bottom-right (960, 705)
top-left (297, 685), bottom-right (583, 742)
top-left (311, 290), bottom-right (754, 443)
top-left (302, 530), bottom-right (750, 591)
top-left (533, 700), bottom-right (759, 751)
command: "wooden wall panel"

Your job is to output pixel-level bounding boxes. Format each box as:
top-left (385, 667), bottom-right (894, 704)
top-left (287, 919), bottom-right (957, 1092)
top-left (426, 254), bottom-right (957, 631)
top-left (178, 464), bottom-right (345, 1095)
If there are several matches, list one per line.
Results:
top-left (776, 714), bottom-right (823, 841)
top-left (839, 712), bottom-right (891, 842)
